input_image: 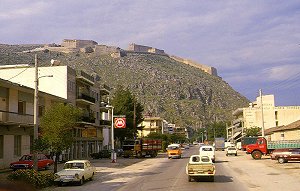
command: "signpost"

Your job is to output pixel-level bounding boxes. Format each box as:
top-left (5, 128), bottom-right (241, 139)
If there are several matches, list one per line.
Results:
top-left (114, 117), bottom-right (126, 128)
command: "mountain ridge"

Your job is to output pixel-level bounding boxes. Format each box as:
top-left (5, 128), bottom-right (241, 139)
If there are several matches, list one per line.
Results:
top-left (0, 43), bottom-right (249, 128)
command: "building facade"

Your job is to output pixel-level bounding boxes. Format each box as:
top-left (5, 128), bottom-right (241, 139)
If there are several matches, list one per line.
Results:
top-left (0, 64), bottom-right (111, 163)
top-left (228, 94), bottom-right (300, 142)
top-left (0, 78), bottom-right (66, 169)
top-left (138, 117), bottom-right (164, 137)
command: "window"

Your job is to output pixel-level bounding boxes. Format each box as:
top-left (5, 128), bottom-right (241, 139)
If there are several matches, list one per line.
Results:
top-left (18, 101), bottom-right (26, 114)
top-left (14, 135), bottom-right (21, 157)
top-left (38, 105), bottom-right (45, 117)
top-left (0, 135), bottom-right (3, 159)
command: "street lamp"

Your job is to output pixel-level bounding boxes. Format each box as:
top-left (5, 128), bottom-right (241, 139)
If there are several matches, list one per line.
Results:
top-left (106, 104), bottom-right (116, 163)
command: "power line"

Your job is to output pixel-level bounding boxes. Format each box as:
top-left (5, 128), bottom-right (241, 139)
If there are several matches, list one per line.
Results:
top-left (7, 66), bottom-right (30, 81)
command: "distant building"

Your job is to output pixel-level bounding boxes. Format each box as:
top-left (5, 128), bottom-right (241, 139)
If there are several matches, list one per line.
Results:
top-left (228, 94), bottom-right (300, 142)
top-left (138, 117), bottom-right (164, 137)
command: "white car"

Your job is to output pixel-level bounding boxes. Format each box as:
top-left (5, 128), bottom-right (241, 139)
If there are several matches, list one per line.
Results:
top-left (54, 160), bottom-right (96, 186)
top-left (226, 147), bottom-right (238, 156)
top-left (199, 145), bottom-right (215, 163)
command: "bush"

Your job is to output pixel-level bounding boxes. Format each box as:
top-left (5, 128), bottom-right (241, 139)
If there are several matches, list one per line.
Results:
top-left (7, 169), bottom-right (55, 189)
top-left (90, 150), bottom-right (111, 159)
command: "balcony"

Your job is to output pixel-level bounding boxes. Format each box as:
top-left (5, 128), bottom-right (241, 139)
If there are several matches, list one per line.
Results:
top-left (76, 70), bottom-right (95, 85)
top-left (76, 93), bottom-right (96, 105)
top-left (0, 110), bottom-right (33, 126)
top-left (78, 115), bottom-right (95, 124)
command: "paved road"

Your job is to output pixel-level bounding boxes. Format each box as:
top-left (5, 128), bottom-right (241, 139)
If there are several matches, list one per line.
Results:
top-left (2, 146), bottom-right (300, 191)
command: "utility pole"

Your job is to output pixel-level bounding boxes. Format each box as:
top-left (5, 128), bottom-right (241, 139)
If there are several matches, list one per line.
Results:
top-left (259, 89), bottom-right (265, 137)
top-left (33, 54), bottom-right (39, 170)
top-left (133, 101), bottom-right (136, 139)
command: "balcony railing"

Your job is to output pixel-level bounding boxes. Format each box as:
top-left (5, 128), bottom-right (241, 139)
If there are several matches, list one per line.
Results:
top-left (77, 93), bottom-right (95, 104)
top-left (0, 110), bottom-right (33, 125)
top-left (76, 70), bottom-right (95, 85)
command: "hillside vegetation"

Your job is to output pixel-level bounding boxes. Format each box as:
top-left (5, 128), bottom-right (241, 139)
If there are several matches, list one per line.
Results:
top-left (0, 44), bottom-right (249, 128)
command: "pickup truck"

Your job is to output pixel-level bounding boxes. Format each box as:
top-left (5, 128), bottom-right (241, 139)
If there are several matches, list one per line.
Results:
top-left (186, 155), bottom-right (215, 182)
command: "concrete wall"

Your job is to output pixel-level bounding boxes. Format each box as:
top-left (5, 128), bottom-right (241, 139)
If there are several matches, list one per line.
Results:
top-left (0, 65), bottom-right (69, 99)
top-left (271, 129), bottom-right (300, 141)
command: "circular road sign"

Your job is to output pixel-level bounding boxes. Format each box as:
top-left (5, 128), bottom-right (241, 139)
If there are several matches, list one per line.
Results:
top-left (114, 118), bottom-right (126, 128)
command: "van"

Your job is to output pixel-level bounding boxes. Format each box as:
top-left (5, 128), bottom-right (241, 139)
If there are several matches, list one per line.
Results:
top-left (199, 145), bottom-right (215, 162)
top-left (166, 144), bottom-right (182, 159)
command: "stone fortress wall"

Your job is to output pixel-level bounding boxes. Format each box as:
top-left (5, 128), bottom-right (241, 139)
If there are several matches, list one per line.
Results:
top-left (170, 55), bottom-right (218, 76)
top-left (127, 43), bottom-right (166, 55)
top-left (27, 39), bottom-right (217, 76)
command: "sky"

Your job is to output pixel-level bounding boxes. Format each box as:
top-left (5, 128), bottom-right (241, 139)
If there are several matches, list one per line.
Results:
top-left (1, 0), bottom-right (300, 106)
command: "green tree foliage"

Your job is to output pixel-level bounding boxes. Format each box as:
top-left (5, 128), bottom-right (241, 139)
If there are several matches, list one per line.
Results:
top-left (245, 126), bottom-right (261, 137)
top-left (192, 121), bottom-right (228, 142)
top-left (112, 87), bottom-right (144, 142)
top-left (39, 103), bottom-right (82, 172)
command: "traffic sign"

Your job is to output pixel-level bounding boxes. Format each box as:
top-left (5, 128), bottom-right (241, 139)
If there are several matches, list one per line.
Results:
top-left (114, 117), bottom-right (126, 128)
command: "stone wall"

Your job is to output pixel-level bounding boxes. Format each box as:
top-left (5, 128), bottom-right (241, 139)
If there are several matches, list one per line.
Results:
top-left (61, 39), bottom-right (98, 49)
top-left (127, 43), bottom-right (166, 55)
top-left (170, 55), bottom-right (218, 76)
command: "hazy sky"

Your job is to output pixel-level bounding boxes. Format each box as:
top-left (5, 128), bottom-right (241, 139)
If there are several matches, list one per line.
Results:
top-left (1, 0), bottom-right (300, 106)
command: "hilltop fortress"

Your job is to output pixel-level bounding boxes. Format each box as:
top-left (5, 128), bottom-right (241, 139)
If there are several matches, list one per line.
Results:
top-left (27, 39), bottom-right (217, 76)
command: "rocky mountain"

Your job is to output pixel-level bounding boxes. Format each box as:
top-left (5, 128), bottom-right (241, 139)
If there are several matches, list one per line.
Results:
top-left (0, 44), bottom-right (249, 128)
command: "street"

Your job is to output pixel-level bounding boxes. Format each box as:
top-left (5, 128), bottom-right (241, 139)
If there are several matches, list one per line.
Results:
top-left (41, 145), bottom-right (300, 191)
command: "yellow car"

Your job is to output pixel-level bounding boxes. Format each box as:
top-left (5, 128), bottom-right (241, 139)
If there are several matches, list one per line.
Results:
top-left (167, 144), bottom-right (182, 159)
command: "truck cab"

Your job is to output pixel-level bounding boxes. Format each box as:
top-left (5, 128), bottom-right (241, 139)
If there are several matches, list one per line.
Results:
top-left (246, 137), bottom-right (268, 159)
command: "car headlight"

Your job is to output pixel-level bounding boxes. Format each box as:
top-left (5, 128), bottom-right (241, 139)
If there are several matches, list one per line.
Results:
top-left (54, 174), bottom-right (60, 179)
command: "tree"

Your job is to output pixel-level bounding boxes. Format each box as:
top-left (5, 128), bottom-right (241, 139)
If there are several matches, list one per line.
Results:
top-left (111, 87), bottom-right (144, 143)
top-left (245, 126), bottom-right (261, 137)
top-left (40, 103), bottom-right (82, 172)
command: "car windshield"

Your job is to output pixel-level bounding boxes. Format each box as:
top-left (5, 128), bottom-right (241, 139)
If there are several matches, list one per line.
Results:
top-left (168, 146), bottom-right (179, 150)
top-left (64, 162), bottom-right (84, 169)
top-left (20, 155), bottom-right (32, 161)
top-left (202, 147), bottom-right (213, 151)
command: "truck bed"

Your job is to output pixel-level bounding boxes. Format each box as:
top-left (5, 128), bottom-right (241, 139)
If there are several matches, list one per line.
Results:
top-left (186, 163), bottom-right (215, 176)
top-left (268, 140), bottom-right (300, 149)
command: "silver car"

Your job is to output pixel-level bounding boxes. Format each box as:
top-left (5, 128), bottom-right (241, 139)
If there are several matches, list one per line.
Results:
top-left (54, 160), bottom-right (96, 186)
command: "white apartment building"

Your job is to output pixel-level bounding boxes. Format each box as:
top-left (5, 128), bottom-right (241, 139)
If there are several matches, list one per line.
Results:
top-left (0, 64), bottom-right (112, 163)
top-left (228, 94), bottom-right (300, 142)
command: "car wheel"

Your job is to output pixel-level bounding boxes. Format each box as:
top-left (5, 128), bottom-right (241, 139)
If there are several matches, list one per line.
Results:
top-left (235, 153), bottom-right (237, 156)
top-left (188, 176), bottom-right (192, 182)
top-left (78, 177), bottom-right (84, 186)
top-left (90, 173), bottom-right (94, 181)
top-left (210, 176), bottom-right (214, 182)
top-left (278, 158), bottom-right (286, 164)
top-left (45, 164), bottom-right (51, 170)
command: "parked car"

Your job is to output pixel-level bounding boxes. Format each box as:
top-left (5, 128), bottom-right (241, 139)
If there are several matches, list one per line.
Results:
top-left (10, 154), bottom-right (54, 170)
top-left (226, 147), bottom-right (238, 156)
top-left (54, 160), bottom-right (96, 186)
top-left (270, 148), bottom-right (300, 164)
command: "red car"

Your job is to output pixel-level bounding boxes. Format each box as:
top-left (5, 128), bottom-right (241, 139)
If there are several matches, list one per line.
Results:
top-left (10, 154), bottom-right (54, 170)
top-left (270, 148), bottom-right (300, 164)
